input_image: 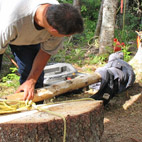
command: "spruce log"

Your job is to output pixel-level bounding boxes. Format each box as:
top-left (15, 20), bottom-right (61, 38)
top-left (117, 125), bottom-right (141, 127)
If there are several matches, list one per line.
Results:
top-left (129, 31), bottom-right (142, 80)
top-left (5, 73), bottom-right (101, 102)
top-left (0, 100), bottom-right (104, 142)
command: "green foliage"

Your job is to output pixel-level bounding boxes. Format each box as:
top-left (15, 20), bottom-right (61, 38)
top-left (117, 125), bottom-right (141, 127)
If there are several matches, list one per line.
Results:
top-left (73, 20), bottom-right (95, 46)
top-left (58, 0), bottom-right (72, 4)
top-left (79, 0), bottom-right (100, 45)
top-left (115, 10), bottom-right (141, 43)
top-left (2, 67), bottom-right (20, 87)
top-left (121, 46), bottom-right (132, 62)
top-left (115, 29), bottom-right (136, 44)
top-left (52, 46), bottom-right (86, 66)
top-left (81, 0), bottom-right (101, 20)
top-left (86, 53), bottom-right (108, 65)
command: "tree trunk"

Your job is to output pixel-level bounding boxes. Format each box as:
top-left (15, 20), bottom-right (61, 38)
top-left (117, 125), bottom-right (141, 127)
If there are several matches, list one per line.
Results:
top-left (5, 73), bottom-right (101, 102)
top-left (125, 0), bottom-right (129, 9)
top-left (99, 0), bottom-right (119, 54)
top-left (0, 100), bottom-right (104, 142)
top-left (73, 0), bottom-right (81, 12)
top-left (94, 0), bottom-right (104, 37)
top-left (0, 54), bottom-right (3, 71)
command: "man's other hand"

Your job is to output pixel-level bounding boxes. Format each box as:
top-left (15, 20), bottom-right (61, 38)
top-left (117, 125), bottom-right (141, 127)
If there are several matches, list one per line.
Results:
top-left (16, 79), bottom-right (36, 100)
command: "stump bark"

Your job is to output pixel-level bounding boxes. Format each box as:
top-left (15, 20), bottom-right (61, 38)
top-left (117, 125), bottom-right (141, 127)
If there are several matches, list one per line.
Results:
top-left (0, 100), bottom-right (104, 142)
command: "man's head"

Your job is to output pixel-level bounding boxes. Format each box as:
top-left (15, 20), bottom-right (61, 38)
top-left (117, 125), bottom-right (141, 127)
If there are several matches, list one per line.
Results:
top-left (45, 3), bottom-right (84, 35)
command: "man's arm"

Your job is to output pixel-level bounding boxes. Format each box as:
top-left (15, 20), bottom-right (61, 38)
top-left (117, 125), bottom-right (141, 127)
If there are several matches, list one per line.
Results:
top-left (16, 48), bottom-right (51, 100)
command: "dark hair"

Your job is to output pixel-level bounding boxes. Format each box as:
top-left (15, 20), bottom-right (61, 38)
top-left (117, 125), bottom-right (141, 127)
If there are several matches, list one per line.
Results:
top-left (46, 3), bottom-right (84, 35)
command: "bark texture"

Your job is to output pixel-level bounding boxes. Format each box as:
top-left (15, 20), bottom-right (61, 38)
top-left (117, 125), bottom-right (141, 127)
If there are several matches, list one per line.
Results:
top-left (0, 100), bottom-right (104, 142)
top-left (94, 0), bottom-right (104, 37)
top-left (99, 0), bottom-right (118, 54)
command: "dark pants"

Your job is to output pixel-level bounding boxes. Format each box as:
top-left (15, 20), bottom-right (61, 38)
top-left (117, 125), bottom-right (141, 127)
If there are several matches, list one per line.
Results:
top-left (9, 44), bottom-right (44, 89)
top-left (0, 54), bottom-right (3, 71)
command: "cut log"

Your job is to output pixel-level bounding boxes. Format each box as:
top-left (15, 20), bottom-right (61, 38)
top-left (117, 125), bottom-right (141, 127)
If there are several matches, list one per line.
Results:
top-left (4, 73), bottom-right (101, 102)
top-left (0, 100), bottom-right (104, 142)
top-left (129, 31), bottom-right (142, 80)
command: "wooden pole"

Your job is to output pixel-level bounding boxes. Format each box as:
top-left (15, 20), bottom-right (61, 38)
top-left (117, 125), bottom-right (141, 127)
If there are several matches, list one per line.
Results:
top-left (4, 73), bottom-right (101, 102)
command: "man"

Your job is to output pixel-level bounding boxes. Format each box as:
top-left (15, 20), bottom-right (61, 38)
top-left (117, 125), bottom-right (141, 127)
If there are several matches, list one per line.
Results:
top-left (0, 0), bottom-right (84, 101)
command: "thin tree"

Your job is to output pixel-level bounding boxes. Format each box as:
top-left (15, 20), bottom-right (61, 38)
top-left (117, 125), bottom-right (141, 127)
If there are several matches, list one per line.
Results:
top-left (99, 0), bottom-right (119, 54)
top-left (94, 0), bottom-right (104, 37)
top-left (67, 0), bottom-right (81, 44)
top-left (73, 0), bottom-right (81, 12)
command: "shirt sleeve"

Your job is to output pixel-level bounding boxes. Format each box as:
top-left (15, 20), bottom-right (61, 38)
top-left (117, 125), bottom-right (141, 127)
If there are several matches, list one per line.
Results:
top-left (41, 37), bottom-right (63, 55)
top-left (0, 26), bottom-right (17, 54)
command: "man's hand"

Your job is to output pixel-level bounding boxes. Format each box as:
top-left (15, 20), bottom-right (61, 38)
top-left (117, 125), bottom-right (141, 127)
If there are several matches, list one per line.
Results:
top-left (16, 79), bottom-right (36, 100)
top-left (16, 49), bottom-right (51, 101)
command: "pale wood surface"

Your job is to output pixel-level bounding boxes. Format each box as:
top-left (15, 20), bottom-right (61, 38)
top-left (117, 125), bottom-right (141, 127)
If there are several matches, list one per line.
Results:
top-left (5, 73), bottom-right (101, 102)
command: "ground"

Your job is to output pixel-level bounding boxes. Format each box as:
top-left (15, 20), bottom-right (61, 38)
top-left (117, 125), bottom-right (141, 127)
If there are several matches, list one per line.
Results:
top-left (101, 83), bottom-right (142, 142)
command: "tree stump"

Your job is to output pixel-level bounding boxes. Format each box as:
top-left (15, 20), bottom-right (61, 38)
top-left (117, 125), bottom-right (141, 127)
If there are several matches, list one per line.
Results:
top-left (0, 100), bottom-right (104, 142)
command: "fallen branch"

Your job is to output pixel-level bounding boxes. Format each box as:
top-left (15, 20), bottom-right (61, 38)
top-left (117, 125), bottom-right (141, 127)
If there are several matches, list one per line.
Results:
top-left (5, 53), bottom-right (18, 68)
top-left (123, 93), bottom-right (142, 110)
